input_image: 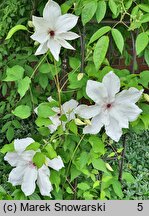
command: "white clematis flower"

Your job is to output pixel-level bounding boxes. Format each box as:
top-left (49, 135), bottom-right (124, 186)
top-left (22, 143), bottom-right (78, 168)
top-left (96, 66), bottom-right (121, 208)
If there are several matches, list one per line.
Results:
top-left (76, 71), bottom-right (143, 142)
top-left (35, 97), bottom-right (78, 133)
top-left (4, 138), bottom-right (64, 196)
top-left (31, 0), bottom-right (79, 61)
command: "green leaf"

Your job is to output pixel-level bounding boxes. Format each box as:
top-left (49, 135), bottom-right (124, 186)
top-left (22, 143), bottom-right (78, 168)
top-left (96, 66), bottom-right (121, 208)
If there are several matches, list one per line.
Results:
top-left (38, 127), bottom-right (50, 136)
top-left (60, 114), bottom-right (67, 122)
top-left (6, 25), bottom-right (28, 40)
top-left (111, 29), bottom-right (124, 54)
top-left (69, 57), bottom-right (81, 69)
top-left (12, 120), bottom-right (21, 129)
top-left (12, 189), bottom-right (27, 200)
top-left (29, 193), bottom-right (41, 200)
top-left (82, 0), bottom-right (97, 25)
top-left (18, 76), bottom-right (31, 98)
top-left (138, 4), bottom-right (149, 13)
top-left (50, 170), bottom-right (60, 192)
top-left (45, 144), bottom-right (57, 159)
top-left (89, 26), bottom-right (111, 44)
top-left (0, 143), bottom-right (14, 154)
top-left (61, 2), bottom-right (72, 14)
top-left (12, 105), bottom-right (31, 119)
top-left (144, 49), bottom-right (149, 65)
top-left (70, 165), bottom-right (81, 182)
top-left (125, 0), bottom-right (133, 10)
top-left (6, 127), bottom-right (14, 142)
top-left (141, 14), bottom-right (149, 23)
top-left (39, 74), bottom-right (48, 89)
top-left (136, 32), bottom-right (149, 55)
top-left (140, 114), bottom-right (149, 129)
top-left (39, 63), bottom-right (51, 74)
top-left (35, 117), bottom-right (52, 127)
top-left (89, 135), bottom-right (105, 154)
top-left (92, 158), bottom-right (108, 173)
top-left (66, 187), bottom-right (74, 194)
top-left (122, 172), bottom-right (135, 183)
top-left (4, 65), bottom-right (24, 81)
top-left (0, 186), bottom-right (7, 195)
top-left (33, 152), bottom-right (45, 168)
top-left (37, 103), bottom-right (56, 118)
top-left (112, 180), bottom-right (124, 198)
top-left (109, 0), bottom-right (117, 15)
top-left (139, 70), bottom-right (149, 88)
top-left (77, 183), bottom-right (90, 191)
top-left (68, 120), bottom-right (78, 135)
top-left (93, 36), bottom-right (109, 70)
top-left (26, 142), bottom-right (40, 151)
top-left (96, 0), bottom-right (106, 23)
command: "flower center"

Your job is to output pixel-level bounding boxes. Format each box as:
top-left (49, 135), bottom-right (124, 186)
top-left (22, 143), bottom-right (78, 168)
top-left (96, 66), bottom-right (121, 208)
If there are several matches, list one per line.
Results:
top-left (29, 161), bottom-right (36, 168)
top-left (49, 30), bottom-right (55, 37)
top-left (106, 103), bottom-right (112, 109)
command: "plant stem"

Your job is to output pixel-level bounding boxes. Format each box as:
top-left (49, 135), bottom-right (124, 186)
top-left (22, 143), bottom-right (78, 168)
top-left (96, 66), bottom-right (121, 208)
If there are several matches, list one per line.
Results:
top-left (53, 59), bottom-right (62, 114)
top-left (78, 25), bottom-right (86, 73)
top-left (30, 52), bottom-right (49, 79)
top-left (65, 134), bottom-right (85, 181)
top-left (131, 31), bottom-right (137, 74)
top-left (118, 134), bottom-right (127, 182)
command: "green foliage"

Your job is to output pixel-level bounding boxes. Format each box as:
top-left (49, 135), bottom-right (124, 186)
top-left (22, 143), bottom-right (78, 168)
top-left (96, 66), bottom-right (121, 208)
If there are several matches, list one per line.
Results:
top-left (111, 29), bottom-right (124, 54)
top-left (12, 105), bottom-right (31, 119)
top-left (6, 25), bottom-right (28, 40)
top-left (136, 32), bottom-right (149, 55)
top-left (0, 0), bottom-right (148, 201)
top-left (93, 36), bottom-right (109, 70)
top-left (33, 152), bottom-right (46, 169)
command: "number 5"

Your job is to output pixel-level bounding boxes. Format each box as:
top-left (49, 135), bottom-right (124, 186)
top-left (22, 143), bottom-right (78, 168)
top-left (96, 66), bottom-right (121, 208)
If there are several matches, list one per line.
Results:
top-left (137, 203), bottom-right (143, 211)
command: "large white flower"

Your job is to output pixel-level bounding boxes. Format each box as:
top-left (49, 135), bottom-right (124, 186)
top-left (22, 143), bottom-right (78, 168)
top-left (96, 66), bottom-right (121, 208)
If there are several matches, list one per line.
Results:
top-left (76, 71), bottom-right (143, 142)
top-left (4, 138), bottom-right (64, 196)
top-left (31, 0), bottom-right (79, 61)
top-left (35, 97), bottom-right (78, 133)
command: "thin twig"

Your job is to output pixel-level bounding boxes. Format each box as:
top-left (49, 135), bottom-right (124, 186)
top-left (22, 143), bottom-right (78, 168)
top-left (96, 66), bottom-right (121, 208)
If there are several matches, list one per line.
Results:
top-left (131, 31), bottom-right (137, 74)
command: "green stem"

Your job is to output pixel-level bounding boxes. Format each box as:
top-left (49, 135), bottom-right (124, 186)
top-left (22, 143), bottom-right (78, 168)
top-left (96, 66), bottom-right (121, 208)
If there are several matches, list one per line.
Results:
top-left (65, 134), bottom-right (85, 181)
top-left (30, 52), bottom-right (49, 79)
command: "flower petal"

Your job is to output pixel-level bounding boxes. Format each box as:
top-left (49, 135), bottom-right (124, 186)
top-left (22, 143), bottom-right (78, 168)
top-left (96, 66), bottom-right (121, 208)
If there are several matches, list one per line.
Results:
top-left (4, 152), bottom-right (20, 166)
top-left (83, 114), bottom-right (103, 134)
top-left (32, 16), bottom-right (49, 32)
top-left (35, 42), bottom-right (48, 55)
top-left (8, 166), bottom-right (26, 186)
top-left (31, 32), bottom-right (49, 43)
top-left (20, 151), bottom-right (36, 164)
top-left (21, 166), bottom-right (37, 196)
top-left (109, 107), bottom-right (129, 128)
top-left (59, 32), bottom-right (80, 40)
top-left (86, 80), bottom-right (108, 104)
top-left (43, 0), bottom-right (61, 25)
top-left (102, 71), bottom-right (120, 99)
top-left (46, 156), bottom-right (64, 171)
top-left (114, 103), bottom-right (142, 122)
top-left (55, 14), bottom-right (79, 33)
top-left (62, 99), bottom-right (78, 114)
top-left (105, 117), bottom-right (123, 142)
top-left (47, 39), bottom-right (61, 61)
top-left (37, 165), bottom-right (53, 196)
top-left (115, 87), bottom-right (143, 104)
top-left (47, 96), bottom-right (54, 102)
top-left (62, 99), bottom-right (78, 121)
top-left (76, 104), bottom-right (100, 119)
top-left (48, 115), bottom-right (61, 133)
top-left (14, 138), bottom-right (35, 154)
top-left (56, 38), bottom-right (75, 50)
